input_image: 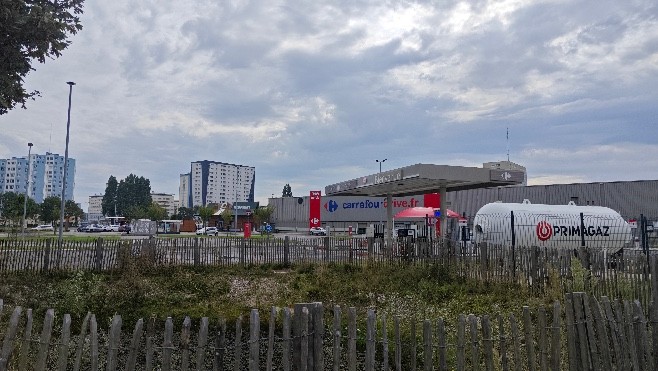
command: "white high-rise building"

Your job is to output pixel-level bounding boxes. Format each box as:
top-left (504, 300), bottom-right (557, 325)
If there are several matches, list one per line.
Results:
top-left (179, 161), bottom-right (255, 208)
top-left (0, 152), bottom-right (76, 203)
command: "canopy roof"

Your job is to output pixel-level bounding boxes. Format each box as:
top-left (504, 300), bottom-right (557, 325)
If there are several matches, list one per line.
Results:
top-left (325, 163), bottom-right (524, 197)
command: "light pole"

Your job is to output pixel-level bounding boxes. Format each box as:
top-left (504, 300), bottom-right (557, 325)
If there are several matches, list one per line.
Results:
top-left (376, 158), bottom-right (387, 173)
top-left (21, 142), bottom-right (33, 237)
top-left (58, 81), bottom-right (75, 245)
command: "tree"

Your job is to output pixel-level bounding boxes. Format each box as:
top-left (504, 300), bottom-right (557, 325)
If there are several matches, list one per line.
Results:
top-left (282, 184), bottom-right (293, 197)
top-left (198, 206), bottom-right (214, 229)
top-left (64, 200), bottom-right (84, 226)
top-left (102, 175), bottom-right (118, 217)
top-left (116, 174), bottom-right (152, 216)
top-left (253, 205), bottom-right (274, 227)
top-left (0, 192), bottom-right (39, 227)
top-left (177, 207), bottom-right (195, 220)
top-left (220, 208), bottom-right (233, 230)
top-left (40, 196), bottom-right (61, 225)
top-left (1, 0), bottom-right (85, 115)
top-left (146, 202), bottom-right (167, 222)
top-left (123, 205), bottom-right (148, 221)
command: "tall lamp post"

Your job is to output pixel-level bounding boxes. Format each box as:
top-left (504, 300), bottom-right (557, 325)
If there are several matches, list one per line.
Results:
top-left (21, 142), bottom-right (34, 237)
top-left (58, 81), bottom-right (75, 245)
top-left (376, 158), bottom-right (387, 173)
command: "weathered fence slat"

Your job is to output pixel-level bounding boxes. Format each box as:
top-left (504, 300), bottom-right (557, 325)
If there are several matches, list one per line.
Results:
top-left (56, 314), bottom-right (71, 371)
top-left (18, 308), bottom-right (33, 371)
top-left (267, 308), bottom-right (277, 371)
top-left (623, 300), bottom-right (641, 371)
top-left (509, 314), bottom-right (522, 371)
top-left (366, 309), bottom-right (377, 371)
top-left (126, 318), bottom-right (144, 371)
top-left (34, 308), bottom-right (54, 371)
top-left (481, 315), bottom-right (494, 371)
top-left (395, 316), bottom-right (402, 371)
top-left (180, 316), bottom-right (192, 371)
top-left (106, 314), bottom-right (122, 371)
top-left (469, 314), bottom-right (480, 371)
top-left (195, 317), bottom-right (209, 371)
top-left (348, 307), bottom-right (356, 371)
top-left (162, 317), bottom-right (174, 371)
top-left (280, 310), bottom-right (289, 371)
top-left (214, 318), bottom-right (227, 371)
top-left (564, 293), bottom-right (578, 371)
top-left (90, 314), bottom-right (99, 371)
top-left (0, 306), bottom-right (22, 370)
top-left (523, 306), bottom-right (536, 371)
top-left (457, 315), bottom-right (465, 371)
top-left (249, 309), bottom-right (260, 371)
top-left (381, 313), bottom-right (389, 371)
top-left (437, 318), bottom-right (447, 371)
top-left (233, 316), bottom-right (243, 371)
top-left (422, 319), bottom-right (432, 371)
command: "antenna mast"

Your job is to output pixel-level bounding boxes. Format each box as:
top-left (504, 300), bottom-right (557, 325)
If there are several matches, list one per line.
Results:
top-left (506, 127), bottom-right (510, 162)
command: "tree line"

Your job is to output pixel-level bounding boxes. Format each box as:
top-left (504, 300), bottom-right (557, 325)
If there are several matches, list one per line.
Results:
top-left (0, 192), bottom-right (84, 230)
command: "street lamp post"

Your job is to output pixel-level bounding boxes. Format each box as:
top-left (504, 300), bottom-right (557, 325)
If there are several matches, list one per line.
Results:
top-left (58, 81), bottom-right (75, 245)
top-left (21, 142), bottom-right (33, 237)
top-left (376, 158), bottom-right (387, 173)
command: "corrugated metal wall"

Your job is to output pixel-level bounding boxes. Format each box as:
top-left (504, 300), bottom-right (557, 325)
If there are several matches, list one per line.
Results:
top-left (446, 180), bottom-right (658, 219)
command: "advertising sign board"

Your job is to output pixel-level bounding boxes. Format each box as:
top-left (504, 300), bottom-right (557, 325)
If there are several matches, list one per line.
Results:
top-left (309, 191), bottom-right (321, 228)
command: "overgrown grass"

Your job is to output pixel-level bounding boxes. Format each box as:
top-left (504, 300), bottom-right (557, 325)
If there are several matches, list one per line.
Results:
top-left (0, 258), bottom-right (547, 332)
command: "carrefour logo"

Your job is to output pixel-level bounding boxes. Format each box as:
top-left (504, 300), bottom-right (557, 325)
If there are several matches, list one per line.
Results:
top-left (324, 200), bottom-right (338, 212)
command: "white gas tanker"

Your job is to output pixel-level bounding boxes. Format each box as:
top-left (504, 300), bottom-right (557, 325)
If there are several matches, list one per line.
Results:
top-left (472, 200), bottom-right (632, 252)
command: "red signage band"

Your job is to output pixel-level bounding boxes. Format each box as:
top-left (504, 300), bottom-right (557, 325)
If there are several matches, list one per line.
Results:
top-left (309, 191), bottom-right (322, 228)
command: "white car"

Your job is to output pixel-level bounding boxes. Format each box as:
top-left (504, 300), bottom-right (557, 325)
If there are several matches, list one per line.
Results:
top-left (309, 227), bottom-right (327, 236)
top-left (32, 224), bottom-right (54, 232)
top-left (196, 227), bottom-right (219, 236)
top-left (109, 224), bottom-right (121, 232)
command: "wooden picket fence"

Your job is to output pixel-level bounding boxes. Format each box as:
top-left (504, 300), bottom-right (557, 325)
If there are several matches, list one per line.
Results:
top-left (0, 236), bottom-right (656, 309)
top-left (1, 259), bottom-right (658, 370)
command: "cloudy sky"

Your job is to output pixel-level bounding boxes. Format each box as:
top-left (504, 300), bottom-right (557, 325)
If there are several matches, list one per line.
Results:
top-left (2, 0), bottom-right (658, 211)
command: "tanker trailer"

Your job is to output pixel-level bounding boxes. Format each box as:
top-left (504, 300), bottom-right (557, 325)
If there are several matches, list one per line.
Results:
top-left (472, 199), bottom-right (632, 252)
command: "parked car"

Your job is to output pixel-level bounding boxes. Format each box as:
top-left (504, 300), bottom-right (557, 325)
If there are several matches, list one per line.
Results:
top-left (109, 224), bottom-right (121, 232)
top-left (77, 223), bottom-right (89, 232)
top-left (32, 224), bottom-right (54, 232)
top-left (86, 224), bottom-right (104, 232)
top-left (196, 227), bottom-right (219, 236)
top-left (309, 227), bottom-right (327, 236)
top-left (118, 224), bottom-right (131, 233)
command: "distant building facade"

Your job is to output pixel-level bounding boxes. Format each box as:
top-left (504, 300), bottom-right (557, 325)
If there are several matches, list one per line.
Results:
top-left (151, 192), bottom-right (176, 216)
top-left (0, 152), bottom-right (76, 203)
top-left (483, 160), bottom-right (527, 186)
top-left (179, 161), bottom-right (255, 208)
top-left (271, 180), bottom-right (658, 232)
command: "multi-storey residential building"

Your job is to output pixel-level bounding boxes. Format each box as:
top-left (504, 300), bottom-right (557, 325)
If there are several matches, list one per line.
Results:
top-left (179, 161), bottom-right (255, 208)
top-left (87, 194), bottom-right (104, 222)
top-left (0, 152), bottom-right (75, 203)
top-left (151, 192), bottom-right (176, 216)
